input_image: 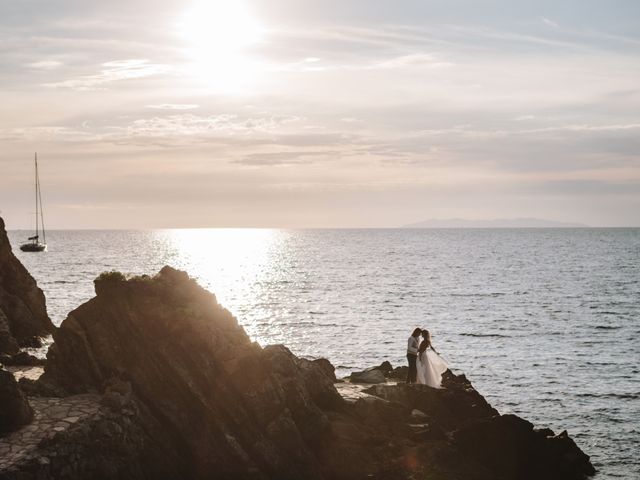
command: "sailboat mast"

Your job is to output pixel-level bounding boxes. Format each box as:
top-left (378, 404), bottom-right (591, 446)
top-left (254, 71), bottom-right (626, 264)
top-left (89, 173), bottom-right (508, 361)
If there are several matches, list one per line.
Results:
top-left (36, 154), bottom-right (46, 244)
top-left (34, 153), bottom-right (39, 239)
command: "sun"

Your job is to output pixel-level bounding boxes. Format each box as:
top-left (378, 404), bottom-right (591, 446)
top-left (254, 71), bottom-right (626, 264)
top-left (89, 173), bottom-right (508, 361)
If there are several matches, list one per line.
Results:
top-left (177, 1), bottom-right (263, 92)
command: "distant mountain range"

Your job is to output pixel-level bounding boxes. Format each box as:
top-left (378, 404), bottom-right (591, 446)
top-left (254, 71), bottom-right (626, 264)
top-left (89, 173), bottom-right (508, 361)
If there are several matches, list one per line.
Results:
top-left (403, 218), bottom-right (589, 228)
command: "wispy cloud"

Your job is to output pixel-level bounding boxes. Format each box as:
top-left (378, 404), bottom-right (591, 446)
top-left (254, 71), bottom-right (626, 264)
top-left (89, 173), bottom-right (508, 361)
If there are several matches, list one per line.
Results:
top-left (0, 126), bottom-right (95, 143)
top-left (524, 123), bottom-right (640, 133)
top-left (375, 53), bottom-right (453, 69)
top-left (27, 60), bottom-right (63, 69)
top-left (541, 17), bottom-right (559, 28)
top-left (236, 150), bottom-right (341, 166)
top-left (146, 104), bottom-right (199, 110)
top-left (113, 113), bottom-right (301, 144)
top-left (44, 59), bottom-right (170, 90)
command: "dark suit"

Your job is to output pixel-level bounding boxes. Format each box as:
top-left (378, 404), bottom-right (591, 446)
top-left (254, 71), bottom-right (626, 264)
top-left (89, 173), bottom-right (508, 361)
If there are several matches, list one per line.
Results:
top-left (407, 353), bottom-right (418, 383)
top-left (406, 335), bottom-right (419, 383)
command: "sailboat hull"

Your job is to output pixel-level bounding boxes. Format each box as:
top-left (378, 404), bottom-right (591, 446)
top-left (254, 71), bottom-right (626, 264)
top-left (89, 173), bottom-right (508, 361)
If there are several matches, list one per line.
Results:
top-left (20, 243), bottom-right (47, 252)
top-left (23, 153), bottom-right (47, 252)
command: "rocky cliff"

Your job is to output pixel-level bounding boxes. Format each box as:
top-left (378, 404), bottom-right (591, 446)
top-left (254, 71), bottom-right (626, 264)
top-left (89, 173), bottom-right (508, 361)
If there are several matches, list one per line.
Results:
top-left (0, 217), bottom-right (53, 355)
top-left (39, 267), bottom-right (343, 480)
top-left (2, 266), bottom-right (594, 480)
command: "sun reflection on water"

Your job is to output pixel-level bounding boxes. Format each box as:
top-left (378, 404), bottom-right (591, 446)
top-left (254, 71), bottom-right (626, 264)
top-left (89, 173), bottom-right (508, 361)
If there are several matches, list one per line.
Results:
top-left (158, 228), bottom-right (291, 345)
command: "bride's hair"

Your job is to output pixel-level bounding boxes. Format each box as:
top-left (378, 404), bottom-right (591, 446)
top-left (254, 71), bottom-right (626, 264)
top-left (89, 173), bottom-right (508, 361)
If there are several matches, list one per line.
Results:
top-left (422, 329), bottom-right (431, 343)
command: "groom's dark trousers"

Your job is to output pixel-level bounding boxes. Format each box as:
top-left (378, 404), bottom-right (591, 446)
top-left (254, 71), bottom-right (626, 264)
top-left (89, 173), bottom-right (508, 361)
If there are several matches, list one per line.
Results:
top-left (406, 353), bottom-right (418, 383)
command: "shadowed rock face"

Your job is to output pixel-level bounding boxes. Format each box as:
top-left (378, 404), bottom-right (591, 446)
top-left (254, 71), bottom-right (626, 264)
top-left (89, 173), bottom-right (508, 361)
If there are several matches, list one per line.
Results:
top-left (452, 414), bottom-right (595, 480)
top-left (363, 373), bottom-right (595, 480)
top-left (27, 266), bottom-right (594, 480)
top-left (42, 267), bottom-right (342, 480)
top-left (0, 308), bottom-right (20, 355)
top-left (0, 217), bottom-right (54, 354)
top-left (0, 369), bottom-right (33, 435)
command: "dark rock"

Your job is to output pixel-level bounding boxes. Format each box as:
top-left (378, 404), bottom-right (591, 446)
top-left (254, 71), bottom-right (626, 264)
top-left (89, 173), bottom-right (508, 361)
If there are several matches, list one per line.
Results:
top-left (310, 358), bottom-right (337, 381)
top-left (0, 368), bottom-right (33, 435)
top-left (361, 371), bottom-right (592, 480)
top-left (0, 351), bottom-right (46, 366)
top-left (0, 307), bottom-right (19, 355)
top-left (348, 361), bottom-right (394, 384)
top-left (0, 353), bottom-right (12, 366)
top-left (365, 376), bottom-right (497, 428)
top-left (17, 376), bottom-right (67, 397)
top-left (373, 360), bottom-right (393, 373)
top-left (350, 369), bottom-right (386, 384)
top-left (298, 357), bottom-right (342, 410)
top-left (0, 217), bottom-right (54, 354)
top-left (386, 365), bottom-right (408, 380)
top-left (452, 414), bottom-right (596, 480)
top-left (351, 396), bottom-right (410, 431)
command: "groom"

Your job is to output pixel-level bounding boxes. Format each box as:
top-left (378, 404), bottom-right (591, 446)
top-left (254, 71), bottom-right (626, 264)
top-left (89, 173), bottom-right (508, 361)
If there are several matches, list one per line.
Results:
top-left (406, 328), bottom-right (421, 384)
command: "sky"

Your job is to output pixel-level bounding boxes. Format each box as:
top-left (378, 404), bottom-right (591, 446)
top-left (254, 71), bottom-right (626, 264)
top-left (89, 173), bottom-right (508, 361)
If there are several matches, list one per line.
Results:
top-left (1, 0), bottom-right (639, 228)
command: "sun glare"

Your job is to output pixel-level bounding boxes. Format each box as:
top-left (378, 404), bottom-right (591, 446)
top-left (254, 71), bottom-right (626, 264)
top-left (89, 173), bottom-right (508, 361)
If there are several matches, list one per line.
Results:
top-left (178, 1), bottom-right (263, 92)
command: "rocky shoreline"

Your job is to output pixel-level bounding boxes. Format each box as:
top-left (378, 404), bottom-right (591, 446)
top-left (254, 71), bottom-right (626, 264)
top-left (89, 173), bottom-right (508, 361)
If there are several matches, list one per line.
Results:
top-left (0, 217), bottom-right (595, 479)
top-left (0, 218), bottom-right (54, 362)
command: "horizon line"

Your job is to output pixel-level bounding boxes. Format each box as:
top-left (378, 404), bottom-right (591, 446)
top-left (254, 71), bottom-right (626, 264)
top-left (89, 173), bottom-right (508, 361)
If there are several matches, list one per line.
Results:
top-left (7, 225), bottom-right (640, 231)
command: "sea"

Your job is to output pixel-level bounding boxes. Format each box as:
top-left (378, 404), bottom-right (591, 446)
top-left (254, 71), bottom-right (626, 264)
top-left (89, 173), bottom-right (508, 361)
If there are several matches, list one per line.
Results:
top-left (8, 228), bottom-right (640, 479)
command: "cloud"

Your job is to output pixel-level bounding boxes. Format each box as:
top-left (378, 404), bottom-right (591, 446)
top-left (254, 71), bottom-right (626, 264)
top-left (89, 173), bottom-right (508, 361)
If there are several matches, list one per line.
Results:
top-left (413, 123), bottom-right (640, 139)
top-left (0, 126), bottom-right (96, 143)
top-left (146, 104), bottom-right (199, 110)
top-left (119, 114), bottom-right (300, 138)
top-left (44, 59), bottom-right (170, 90)
top-left (235, 150), bottom-right (341, 166)
top-left (541, 17), bottom-right (559, 28)
top-left (523, 123), bottom-right (640, 133)
top-left (27, 60), bottom-right (63, 69)
top-left (523, 179), bottom-right (640, 196)
top-left (375, 53), bottom-right (453, 69)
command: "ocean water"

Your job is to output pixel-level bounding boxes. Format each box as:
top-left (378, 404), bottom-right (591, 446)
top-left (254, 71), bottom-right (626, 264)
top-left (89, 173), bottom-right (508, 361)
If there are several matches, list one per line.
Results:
top-left (8, 228), bottom-right (640, 479)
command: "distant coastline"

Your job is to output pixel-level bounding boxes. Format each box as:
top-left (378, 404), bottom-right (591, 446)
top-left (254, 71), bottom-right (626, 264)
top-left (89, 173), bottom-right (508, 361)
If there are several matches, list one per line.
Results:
top-left (402, 218), bottom-right (590, 229)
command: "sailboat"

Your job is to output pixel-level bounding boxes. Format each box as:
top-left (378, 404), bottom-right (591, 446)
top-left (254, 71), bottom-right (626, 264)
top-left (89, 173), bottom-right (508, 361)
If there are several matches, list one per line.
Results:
top-left (20, 153), bottom-right (47, 252)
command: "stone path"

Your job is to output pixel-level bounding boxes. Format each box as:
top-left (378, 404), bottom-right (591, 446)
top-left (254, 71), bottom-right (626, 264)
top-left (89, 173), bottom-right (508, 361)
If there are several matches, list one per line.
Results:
top-left (0, 368), bottom-right (101, 472)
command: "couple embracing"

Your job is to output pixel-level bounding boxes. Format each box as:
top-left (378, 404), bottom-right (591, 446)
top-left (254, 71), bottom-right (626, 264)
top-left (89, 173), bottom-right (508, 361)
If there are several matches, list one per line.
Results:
top-left (406, 328), bottom-right (448, 388)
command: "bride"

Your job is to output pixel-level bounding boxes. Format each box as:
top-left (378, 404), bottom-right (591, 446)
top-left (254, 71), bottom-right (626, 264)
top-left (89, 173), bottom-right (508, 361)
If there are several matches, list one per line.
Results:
top-left (416, 330), bottom-right (448, 388)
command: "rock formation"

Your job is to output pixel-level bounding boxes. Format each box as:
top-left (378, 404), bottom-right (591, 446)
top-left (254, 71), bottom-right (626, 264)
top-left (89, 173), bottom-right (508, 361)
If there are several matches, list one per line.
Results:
top-left (39, 267), bottom-right (344, 479)
top-left (349, 367), bottom-right (386, 384)
top-left (0, 308), bottom-right (19, 356)
top-left (0, 369), bottom-right (33, 435)
top-left (1, 266), bottom-right (594, 480)
top-left (0, 217), bottom-right (54, 355)
top-left (364, 374), bottom-right (594, 479)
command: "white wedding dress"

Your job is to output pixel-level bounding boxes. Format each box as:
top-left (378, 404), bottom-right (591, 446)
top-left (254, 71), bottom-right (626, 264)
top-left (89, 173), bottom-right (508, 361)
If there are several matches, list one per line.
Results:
top-left (416, 348), bottom-right (448, 388)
